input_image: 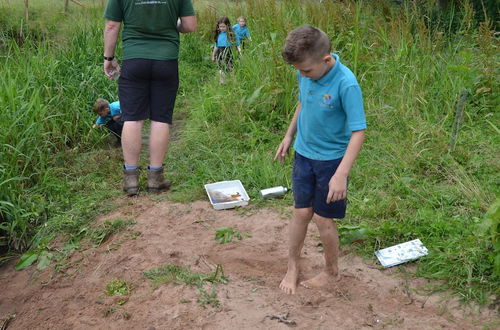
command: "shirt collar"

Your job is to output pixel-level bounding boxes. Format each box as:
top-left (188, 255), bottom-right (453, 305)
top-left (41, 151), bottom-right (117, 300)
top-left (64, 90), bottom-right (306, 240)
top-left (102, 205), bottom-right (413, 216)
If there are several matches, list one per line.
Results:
top-left (315, 53), bottom-right (340, 86)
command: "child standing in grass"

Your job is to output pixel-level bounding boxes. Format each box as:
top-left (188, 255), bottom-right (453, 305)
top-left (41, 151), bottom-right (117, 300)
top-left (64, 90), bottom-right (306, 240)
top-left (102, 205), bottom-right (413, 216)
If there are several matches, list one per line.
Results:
top-left (92, 98), bottom-right (123, 139)
top-left (274, 25), bottom-right (366, 294)
top-left (211, 17), bottom-right (235, 84)
top-left (232, 16), bottom-right (251, 52)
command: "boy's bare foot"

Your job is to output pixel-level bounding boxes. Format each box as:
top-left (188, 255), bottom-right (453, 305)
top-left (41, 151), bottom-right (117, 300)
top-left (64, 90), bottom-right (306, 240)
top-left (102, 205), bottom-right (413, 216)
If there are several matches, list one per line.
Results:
top-left (300, 271), bottom-right (340, 289)
top-left (279, 267), bottom-right (299, 294)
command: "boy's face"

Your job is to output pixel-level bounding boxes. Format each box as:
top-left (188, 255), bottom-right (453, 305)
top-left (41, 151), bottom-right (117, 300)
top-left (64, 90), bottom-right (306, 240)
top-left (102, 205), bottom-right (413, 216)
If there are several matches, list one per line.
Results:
top-left (97, 107), bottom-right (110, 117)
top-left (218, 23), bottom-right (227, 32)
top-left (293, 55), bottom-right (334, 81)
top-left (238, 18), bottom-right (246, 27)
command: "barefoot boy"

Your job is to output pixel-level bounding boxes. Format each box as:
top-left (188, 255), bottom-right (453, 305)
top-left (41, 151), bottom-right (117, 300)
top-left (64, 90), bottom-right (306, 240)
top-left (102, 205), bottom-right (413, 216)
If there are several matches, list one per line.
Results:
top-left (274, 25), bottom-right (366, 294)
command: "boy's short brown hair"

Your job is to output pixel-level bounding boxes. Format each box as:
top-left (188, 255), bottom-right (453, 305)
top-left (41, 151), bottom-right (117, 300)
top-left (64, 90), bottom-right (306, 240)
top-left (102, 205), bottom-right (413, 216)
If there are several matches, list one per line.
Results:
top-left (282, 25), bottom-right (331, 64)
top-left (93, 98), bottom-right (109, 114)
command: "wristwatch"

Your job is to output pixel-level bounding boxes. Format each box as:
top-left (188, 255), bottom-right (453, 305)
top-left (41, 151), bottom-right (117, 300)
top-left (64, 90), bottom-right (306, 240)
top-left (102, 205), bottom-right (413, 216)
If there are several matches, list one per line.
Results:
top-left (103, 55), bottom-right (114, 61)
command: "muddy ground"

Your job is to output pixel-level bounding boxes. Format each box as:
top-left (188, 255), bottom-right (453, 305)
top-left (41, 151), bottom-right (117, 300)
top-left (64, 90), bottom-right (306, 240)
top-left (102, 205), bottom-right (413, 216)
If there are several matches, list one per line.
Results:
top-left (0, 196), bottom-right (498, 329)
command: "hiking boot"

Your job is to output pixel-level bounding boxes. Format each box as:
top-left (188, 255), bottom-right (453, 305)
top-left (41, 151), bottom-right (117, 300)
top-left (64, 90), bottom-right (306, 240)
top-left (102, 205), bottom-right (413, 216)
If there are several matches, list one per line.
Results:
top-left (123, 167), bottom-right (140, 196)
top-left (147, 166), bottom-right (171, 193)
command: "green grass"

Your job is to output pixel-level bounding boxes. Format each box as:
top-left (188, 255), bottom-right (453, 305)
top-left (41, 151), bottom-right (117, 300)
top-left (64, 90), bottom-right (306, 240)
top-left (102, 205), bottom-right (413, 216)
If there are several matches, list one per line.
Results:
top-left (0, 0), bottom-right (498, 305)
top-left (144, 263), bottom-right (228, 307)
top-left (144, 263), bottom-right (228, 288)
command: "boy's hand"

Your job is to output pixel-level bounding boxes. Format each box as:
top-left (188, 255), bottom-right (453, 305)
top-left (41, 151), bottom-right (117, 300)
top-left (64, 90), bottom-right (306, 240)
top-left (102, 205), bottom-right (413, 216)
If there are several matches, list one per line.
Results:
top-left (327, 174), bottom-right (347, 203)
top-left (93, 124), bottom-right (102, 129)
top-left (274, 136), bottom-right (292, 162)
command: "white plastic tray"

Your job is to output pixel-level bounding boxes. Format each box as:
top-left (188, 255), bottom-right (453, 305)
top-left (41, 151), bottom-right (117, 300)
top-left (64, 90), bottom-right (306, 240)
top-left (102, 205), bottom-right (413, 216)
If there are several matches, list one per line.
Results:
top-left (204, 180), bottom-right (250, 210)
top-left (375, 239), bottom-right (428, 268)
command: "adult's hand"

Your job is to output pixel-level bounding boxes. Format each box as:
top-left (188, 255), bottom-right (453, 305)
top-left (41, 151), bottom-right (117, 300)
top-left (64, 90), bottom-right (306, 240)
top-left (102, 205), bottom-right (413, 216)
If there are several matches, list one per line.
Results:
top-left (177, 15), bottom-right (197, 33)
top-left (104, 59), bottom-right (120, 80)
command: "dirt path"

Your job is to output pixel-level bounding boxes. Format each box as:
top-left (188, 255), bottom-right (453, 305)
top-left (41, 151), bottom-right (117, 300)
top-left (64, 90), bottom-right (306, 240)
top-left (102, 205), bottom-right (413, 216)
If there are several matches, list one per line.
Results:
top-left (0, 197), bottom-right (497, 329)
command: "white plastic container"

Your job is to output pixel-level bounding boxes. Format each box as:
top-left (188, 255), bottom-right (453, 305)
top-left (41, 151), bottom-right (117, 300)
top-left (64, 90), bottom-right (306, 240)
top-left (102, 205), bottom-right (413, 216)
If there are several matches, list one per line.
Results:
top-left (204, 180), bottom-right (250, 210)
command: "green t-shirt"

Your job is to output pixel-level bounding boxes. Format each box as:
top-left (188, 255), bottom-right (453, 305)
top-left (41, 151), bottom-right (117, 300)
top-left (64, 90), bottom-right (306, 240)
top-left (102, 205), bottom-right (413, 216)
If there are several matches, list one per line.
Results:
top-left (104, 0), bottom-right (195, 60)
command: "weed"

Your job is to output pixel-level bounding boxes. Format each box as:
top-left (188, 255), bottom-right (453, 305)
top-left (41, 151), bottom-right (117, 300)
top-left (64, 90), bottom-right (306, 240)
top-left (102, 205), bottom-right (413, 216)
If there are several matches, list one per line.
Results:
top-left (197, 285), bottom-right (221, 308)
top-left (144, 263), bottom-right (228, 307)
top-left (214, 227), bottom-right (251, 244)
top-left (144, 263), bottom-right (228, 288)
top-left (103, 306), bottom-right (131, 319)
top-left (105, 278), bottom-right (132, 297)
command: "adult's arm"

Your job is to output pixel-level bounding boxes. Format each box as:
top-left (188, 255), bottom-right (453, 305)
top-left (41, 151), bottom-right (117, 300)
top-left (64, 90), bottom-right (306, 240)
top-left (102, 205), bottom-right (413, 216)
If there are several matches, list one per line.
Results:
top-left (274, 102), bottom-right (301, 163)
top-left (177, 15), bottom-right (197, 33)
top-left (103, 20), bottom-right (121, 79)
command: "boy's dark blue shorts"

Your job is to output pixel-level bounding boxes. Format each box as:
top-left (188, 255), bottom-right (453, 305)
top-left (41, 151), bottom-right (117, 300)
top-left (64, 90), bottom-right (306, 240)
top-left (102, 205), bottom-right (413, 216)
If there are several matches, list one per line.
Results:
top-left (292, 152), bottom-right (347, 219)
top-left (119, 59), bottom-right (179, 124)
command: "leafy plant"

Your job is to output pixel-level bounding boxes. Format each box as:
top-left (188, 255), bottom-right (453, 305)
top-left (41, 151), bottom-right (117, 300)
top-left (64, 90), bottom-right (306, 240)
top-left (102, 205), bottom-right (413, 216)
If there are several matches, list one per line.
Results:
top-left (477, 198), bottom-right (500, 276)
top-left (338, 224), bottom-right (371, 245)
top-left (215, 227), bottom-right (251, 244)
top-left (105, 278), bottom-right (132, 296)
top-left (197, 285), bottom-right (221, 308)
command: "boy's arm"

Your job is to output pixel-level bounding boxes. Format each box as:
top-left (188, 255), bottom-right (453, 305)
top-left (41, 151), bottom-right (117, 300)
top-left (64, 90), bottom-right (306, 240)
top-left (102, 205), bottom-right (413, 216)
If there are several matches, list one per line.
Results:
top-left (274, 102), bottom-right (301, 162)
top-left (112, 114), bottom-right (122, 121)
top-left (95, 116), bottom-right (106, 126)
top-left (326, 129), bottom-right (365, 203)
top-left (93, 117), bottom-right (104, 128)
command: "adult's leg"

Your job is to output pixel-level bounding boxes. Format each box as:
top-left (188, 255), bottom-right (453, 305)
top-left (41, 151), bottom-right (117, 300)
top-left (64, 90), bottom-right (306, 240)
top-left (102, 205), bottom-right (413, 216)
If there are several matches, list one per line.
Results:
top-left (119, 59), bottom-right (151, 195)
top-left (300, 213), bottom-right (340, 289)
top-left (121, 120), bottom-right (144, 166)
top-left (149, 121), bottom-right (170, 167)
top-left (279, 207), bottom-right (313, 294)
top-left (147, 60), bottom-right (177, 192)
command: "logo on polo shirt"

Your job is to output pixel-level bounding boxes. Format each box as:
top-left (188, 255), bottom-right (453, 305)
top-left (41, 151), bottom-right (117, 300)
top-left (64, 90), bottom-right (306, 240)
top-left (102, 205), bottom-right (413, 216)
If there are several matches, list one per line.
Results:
top-left (322, 94), bottom-right (332, 105)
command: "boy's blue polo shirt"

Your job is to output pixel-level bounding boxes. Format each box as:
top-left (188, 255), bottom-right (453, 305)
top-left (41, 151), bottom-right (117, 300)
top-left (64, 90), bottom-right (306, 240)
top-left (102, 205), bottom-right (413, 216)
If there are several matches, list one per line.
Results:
top-left (232, 24), bottom-right (250, 45)
top-left (96, 101), bottom-right (121, 125)
top-left (294, 53), bottom-right (366, 161)
top-left (216, 32), bottom-right (231, 47)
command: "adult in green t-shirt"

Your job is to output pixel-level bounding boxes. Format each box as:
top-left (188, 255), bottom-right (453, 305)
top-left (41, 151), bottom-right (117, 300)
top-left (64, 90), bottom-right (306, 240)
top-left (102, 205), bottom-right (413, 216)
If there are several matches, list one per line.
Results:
top-left (103, 0), bottom-right (197, 196)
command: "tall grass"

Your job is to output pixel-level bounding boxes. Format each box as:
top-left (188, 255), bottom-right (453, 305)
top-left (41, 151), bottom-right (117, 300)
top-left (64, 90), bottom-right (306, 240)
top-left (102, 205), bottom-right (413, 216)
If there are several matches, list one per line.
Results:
top-left (0, 0), bottom-right (498, 303)
top-left (0, 1), bottom-right (120, 253)
top-left (168, 0), bottom-right (499, 303)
